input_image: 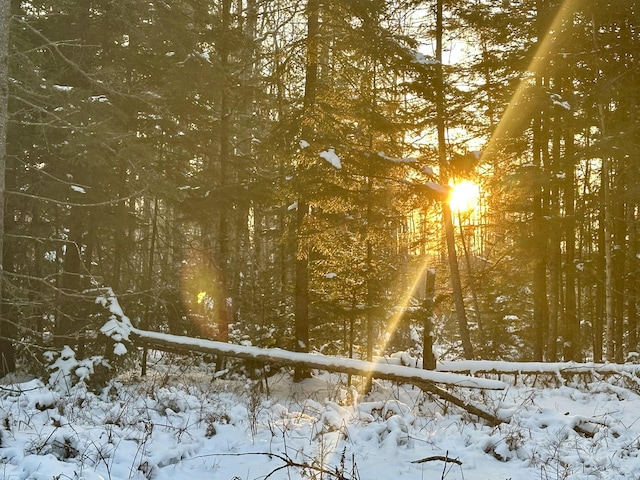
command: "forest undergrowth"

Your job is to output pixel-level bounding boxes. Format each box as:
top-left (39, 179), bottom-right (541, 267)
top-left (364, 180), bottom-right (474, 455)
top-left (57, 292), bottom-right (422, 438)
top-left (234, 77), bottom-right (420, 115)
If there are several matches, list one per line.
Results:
top-left (1, 351), bottom-right (640, 480)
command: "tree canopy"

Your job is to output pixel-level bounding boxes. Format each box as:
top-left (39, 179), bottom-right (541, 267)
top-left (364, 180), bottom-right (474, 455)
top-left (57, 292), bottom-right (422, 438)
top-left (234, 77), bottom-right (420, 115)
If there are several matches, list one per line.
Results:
top-left (1, 0), bottom-right (639, 375)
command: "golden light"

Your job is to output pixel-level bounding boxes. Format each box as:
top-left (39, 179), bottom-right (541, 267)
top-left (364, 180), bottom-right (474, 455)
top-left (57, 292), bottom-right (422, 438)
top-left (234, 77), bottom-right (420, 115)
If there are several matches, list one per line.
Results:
top-left (196, 291), bottom-right (207, 304)
top-left (449, 180), bottom-right (480, 213)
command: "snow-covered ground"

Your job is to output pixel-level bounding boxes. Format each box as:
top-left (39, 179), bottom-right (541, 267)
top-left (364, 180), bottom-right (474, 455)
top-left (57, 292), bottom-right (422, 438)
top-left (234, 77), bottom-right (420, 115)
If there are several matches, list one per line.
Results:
top-left (2, 354), bottom-right (640, 480)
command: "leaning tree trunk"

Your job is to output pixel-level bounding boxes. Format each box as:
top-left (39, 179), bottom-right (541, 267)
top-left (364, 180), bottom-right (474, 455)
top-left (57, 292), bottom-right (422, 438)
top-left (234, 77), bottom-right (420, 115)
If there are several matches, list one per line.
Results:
top-left (435, 0), bottom-right (473, 359)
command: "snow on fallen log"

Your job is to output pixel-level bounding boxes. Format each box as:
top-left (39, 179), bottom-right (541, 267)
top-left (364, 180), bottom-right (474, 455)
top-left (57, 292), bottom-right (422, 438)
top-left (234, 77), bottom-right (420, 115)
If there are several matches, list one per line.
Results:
top-left (129, 328), bottom-right (506, 391)
top-left (437, 360), bottom-right (640, 376)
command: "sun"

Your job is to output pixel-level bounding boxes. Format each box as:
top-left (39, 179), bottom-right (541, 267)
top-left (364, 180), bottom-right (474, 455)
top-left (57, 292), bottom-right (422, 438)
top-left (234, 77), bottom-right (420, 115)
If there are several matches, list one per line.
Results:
top-left (449, 180), bottom-right (480, 213)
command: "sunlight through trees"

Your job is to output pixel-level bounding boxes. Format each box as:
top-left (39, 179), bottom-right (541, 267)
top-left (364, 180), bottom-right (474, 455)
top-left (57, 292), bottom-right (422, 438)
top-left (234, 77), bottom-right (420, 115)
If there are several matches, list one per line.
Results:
top-left (1, 0), bottom-right (639, 375)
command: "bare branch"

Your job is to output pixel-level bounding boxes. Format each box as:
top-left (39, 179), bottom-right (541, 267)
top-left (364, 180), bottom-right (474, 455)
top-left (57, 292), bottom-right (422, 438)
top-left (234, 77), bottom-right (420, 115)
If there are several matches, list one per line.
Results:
top-left (411, 455), bottom-right (462, 465)
top-left (8, 186), bottom-right (148, 208)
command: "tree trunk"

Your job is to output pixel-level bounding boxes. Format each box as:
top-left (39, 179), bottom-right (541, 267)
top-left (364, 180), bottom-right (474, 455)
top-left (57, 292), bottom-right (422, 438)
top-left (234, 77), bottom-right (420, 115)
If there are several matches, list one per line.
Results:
top-left (422, 268), bottom-right (436, 370)
top-left (548, 107), bottom-right (561, 361)
top-left (294, 198), bottom-right (310, 380)
top-left (443, 204), bottom-right (474, 358)
top-left (602, 131), bottom-right (614, 361)
top-left (141, 197), bottom-right (158, 376)
top-left (589, 12), bottom-right (614, 362)
top-left (293, 0), bottom-right (320, 381)
top-left (458, 217), bottom-right (484, 349)
top-left (56, 233), bottom-right (82, 349)
top-left (435, 0), bottom-right (473, 359)
top-left (563, 87), bottom-right (579, 361)
top-left (531, 68), bottom-right (548, 361)
top-left (530, 0), bottom-right (550, 361)
top-left (217, 0), bottom-right (233, 350)
top-left (612, 170), bottom-right (626, 363)
top-left (627, 178), bottom-right (638, 354)
top-left (0, 0), bottom-right (14, 375)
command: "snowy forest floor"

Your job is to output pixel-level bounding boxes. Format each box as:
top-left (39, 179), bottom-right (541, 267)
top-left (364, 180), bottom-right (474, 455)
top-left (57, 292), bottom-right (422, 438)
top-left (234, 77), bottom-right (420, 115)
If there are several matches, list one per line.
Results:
top-left (2, 352), bottom-right (640, 480)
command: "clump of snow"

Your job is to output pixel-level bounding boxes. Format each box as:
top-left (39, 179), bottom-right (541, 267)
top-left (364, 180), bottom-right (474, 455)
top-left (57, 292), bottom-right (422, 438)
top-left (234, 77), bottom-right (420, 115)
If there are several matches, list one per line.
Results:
top-left (410, 50), bottom-right (439, 66)
top-left (299, 139), bottom-right (310, 149)
top-left (377, 151), bottom-right (417, 164)
top-left (97, 287), bottom-right (133, 355)
top-left (113, 342), bottom-right (128, 355)
top-left (319, 148), bottom-right (342, 169)
top-left (44, 345), bottom-right (111, 393)
top-left (550, 93), bottom-right (571, 110)
top-left (70, 185), bottom-right (86, 194)
top-left (425, 181), bottom-right (448, 195)
top-left (422, 165), bottom-right (435, 176)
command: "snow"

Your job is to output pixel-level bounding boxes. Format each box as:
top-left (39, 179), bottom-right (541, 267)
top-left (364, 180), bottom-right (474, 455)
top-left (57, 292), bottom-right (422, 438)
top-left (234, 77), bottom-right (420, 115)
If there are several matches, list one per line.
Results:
top-left (98, 288), bottom-right (134, 354)
top-left (424, 181), bottom-right (448, 195)
top-left (411, 50), bottom-right (439, 66)
top-left (113, 342), bottom-right (128, 356)
top-left (130, 327), bottom-right (506, 390)
top-left (4, 292), bottom-right (638, 479)
top-left (319, 148), bottom-right (342, 169)
top-left (422, 165), bottom-right (435, 176)
top-left (70, 185), bottom-right (86, 194)
top-left (3, 355), bottom-right (640, 480)
top-left (377, 151), bottom-right (417, 164)
top-left (551, 93), bottom-right (571, 110)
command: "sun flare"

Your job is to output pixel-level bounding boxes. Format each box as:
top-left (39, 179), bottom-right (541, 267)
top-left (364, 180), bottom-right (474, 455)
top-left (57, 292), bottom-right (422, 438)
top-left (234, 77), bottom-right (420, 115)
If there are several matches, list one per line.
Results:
top-left (449, 180), bottom-right (480, 213)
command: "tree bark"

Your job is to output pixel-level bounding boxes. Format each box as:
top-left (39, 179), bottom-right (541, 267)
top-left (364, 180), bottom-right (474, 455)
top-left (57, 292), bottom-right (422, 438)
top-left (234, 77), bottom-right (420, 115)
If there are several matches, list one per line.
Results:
top-left (0, 0), bottom-right (14, 375)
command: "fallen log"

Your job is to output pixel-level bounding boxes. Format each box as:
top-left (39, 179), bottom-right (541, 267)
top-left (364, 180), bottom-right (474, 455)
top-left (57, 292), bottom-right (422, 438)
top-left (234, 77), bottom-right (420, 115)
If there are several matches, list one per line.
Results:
top-left (126, 328), bottom-right (507, 426)
top-left (130, 328), bottom-right (505, 391)
top-left (437, 360), bottom-right (640, 376)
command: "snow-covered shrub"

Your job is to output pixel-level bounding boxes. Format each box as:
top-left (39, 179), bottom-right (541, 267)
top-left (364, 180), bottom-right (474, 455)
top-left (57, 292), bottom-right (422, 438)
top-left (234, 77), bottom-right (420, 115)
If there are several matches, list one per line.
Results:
top-left (44, 345), bottom-right (112, 394)
top-left (97, 287), bottom-right (133, 355)
top-left (94, 287), bottom-right (142, 378)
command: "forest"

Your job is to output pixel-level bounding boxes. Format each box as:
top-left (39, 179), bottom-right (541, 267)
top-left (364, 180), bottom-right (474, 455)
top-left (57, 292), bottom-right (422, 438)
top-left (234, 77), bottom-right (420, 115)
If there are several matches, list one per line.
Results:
top-left (0, 0), bottom-right (639, 378)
